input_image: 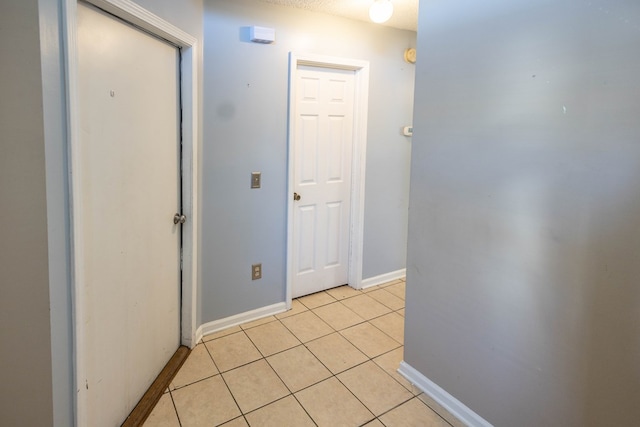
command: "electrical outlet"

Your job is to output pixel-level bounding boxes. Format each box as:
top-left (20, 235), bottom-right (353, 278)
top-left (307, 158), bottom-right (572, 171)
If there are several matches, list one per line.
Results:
top-left (251, 172), bottom-right (261, 189)
top-left (252, 263), bottom-right (262, 280)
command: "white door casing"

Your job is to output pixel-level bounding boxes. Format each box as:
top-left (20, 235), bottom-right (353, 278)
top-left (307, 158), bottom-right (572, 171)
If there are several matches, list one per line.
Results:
top-left (287, 53), bottom-right (370, 303)
top-left (64, 1), bottom-right (199, 425)
top-left (77, 3), bottom-right (179, 425)
top-left (292, 66), bottom-right (355, 297)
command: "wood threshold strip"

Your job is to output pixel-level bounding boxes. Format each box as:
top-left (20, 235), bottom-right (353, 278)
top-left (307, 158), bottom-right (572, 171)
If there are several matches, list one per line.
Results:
top-left (121, 345), bottom-right (191, 427)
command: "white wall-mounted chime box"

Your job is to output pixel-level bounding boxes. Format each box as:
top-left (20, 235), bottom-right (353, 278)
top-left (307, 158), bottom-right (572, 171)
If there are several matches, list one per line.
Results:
top-left (250, 26), bottom-right (275, 44)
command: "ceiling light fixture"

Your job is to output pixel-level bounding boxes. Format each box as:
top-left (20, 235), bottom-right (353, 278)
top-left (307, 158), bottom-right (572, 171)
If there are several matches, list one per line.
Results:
top-left (369, 0), bottom-right (394, 24)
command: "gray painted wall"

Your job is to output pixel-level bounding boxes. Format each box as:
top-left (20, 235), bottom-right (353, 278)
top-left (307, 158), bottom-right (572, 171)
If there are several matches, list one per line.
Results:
top-left (405, 0), bottom-right (640, 426)
top-left (0, 1), bottom-right (54, 425)
top-left (202, 0), bottom-right (415, 322)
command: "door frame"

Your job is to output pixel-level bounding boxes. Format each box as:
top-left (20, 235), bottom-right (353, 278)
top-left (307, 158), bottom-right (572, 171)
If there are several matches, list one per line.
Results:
top-left (286, 53), bottom-right (370, 306)
top-left (62, 1), bottom-right (199, 424)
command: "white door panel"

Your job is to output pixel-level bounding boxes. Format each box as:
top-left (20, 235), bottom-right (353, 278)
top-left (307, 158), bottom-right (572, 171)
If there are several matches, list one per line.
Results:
top-left (326, 201), bottom-right (343, 266)
top-left (77, 3), bottom-right (180, 425)
top-left (293, 66), bottom-right (355, 297)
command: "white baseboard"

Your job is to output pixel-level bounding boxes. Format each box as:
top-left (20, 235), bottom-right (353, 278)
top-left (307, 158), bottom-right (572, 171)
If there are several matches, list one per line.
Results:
top-left (198, 302), bottom-right (288, 341)
top-left (194, 325), bottom-right (204, 347)
top-left (398, 361), bottom-right (493, 427)
top-left (360, 268), bottom-right (406, 289)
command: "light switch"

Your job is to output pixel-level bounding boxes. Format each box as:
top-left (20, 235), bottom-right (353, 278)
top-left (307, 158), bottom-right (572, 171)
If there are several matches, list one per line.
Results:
top-left (251, 172), bottom-right (261, 189)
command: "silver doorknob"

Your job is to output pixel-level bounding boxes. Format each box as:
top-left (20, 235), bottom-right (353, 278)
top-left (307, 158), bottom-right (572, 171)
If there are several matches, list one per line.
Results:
top-left (293, 192), bottom-right (301, 201)
top-left (173, 213), bottom-right (186, 224)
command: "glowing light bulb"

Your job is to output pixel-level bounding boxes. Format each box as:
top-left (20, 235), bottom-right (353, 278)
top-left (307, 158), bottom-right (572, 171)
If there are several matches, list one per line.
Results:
top-left (369, 0), bottom-right (394, 24)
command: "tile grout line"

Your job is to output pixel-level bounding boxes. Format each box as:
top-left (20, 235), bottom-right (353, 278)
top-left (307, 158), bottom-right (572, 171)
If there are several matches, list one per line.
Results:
top-left (277, 312), bottom-right (334, 345)
top-left (242, 320), bottom-right (303, 359)
top-left (365, 319), bottom-right (404, 347)
top-left (417, 397), bottom-right (456, 427)
top-left (289, 393), bottom-right (320, 427)
top-left (370, 350), bottom-right (419, 396)
top-left (330, 368), bottom-right (377, 425)
top-left (202, 338), bottom-right (245, 427)
top-left (373, 395), bottom-right (435, 425)
top-left (167, 390), bottom-right (183, 427)
top-left (214, 367), bottom-right (244, 425)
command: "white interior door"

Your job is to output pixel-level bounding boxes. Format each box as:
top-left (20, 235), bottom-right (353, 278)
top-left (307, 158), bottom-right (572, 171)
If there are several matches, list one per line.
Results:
top-left (77, 3), bottom-right (181, 425)
top-left (292, 65), bottom-right (356, 298)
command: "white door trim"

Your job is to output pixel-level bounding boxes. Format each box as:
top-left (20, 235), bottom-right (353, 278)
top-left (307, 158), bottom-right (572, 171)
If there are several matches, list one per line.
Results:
top-left (62, 1), bottom-right (199, 425)
top-left (286, 53), bottom-right (370, 307)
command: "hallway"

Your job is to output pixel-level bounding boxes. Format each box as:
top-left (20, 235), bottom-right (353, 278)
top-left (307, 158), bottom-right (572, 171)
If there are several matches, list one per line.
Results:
top-left (144, 279), bottom-right (459, 426)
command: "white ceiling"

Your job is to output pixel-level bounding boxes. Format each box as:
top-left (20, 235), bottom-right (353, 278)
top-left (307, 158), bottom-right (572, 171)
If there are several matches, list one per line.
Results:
top-left (253, 0), bottom-right (419, 32)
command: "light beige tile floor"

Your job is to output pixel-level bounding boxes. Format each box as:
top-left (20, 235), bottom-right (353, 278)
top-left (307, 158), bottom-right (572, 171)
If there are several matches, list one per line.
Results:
top-left (144, 278), bottom-right (457, 427)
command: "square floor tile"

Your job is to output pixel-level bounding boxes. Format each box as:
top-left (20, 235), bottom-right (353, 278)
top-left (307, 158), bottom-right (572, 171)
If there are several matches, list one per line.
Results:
top-left (295, 377), bottom-right (374, 427)
top-left (325, 285), bottom-right (361, 300)
top-left (340, 294), bottom-right (392, 320)
top-left (297, 291), bottom-right (336, 309)
top-left (340, 322), bottom-right (400, 358)
top-left (170, 344), bottom-right (218, 390)
top-left (372, 347), bottom-right (419, 394)
top-left (266, 345), bottom-right (331, 392)
top-left (370, 311), bottom-right (405, 344)
top-left (240, 316), bottom-right (277, 330)
top-left (244, 321), bottom-right (300, 356)
top-left (172, 375), bottom-right (241, 427)
top-left (222, 359), bottom-right (289, 414)
top-left (143, 393), bottom-right (179, 427)
top-left (275, 299), bottom-right (308, 319)
top-left (367, 288), bottom-right (405, 310)
top-left (202, 325), bottom-right (242, 342)
top-left (245, 395), bottom-right (315, 427)
top-left (337, 361), bottom-right (412, 416)
top-left (384, 282), bottom-right (406, 300)
top-left (205, 332), bottom-right (262, 372)
top-left (280, 311), bottom-right (333, 343)
top-left (313, 301), bottom-right (365, 331)
top-left (379, 397), bottom-right (450, 426)
top-left (305, 332), bottom-right (368, 374)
